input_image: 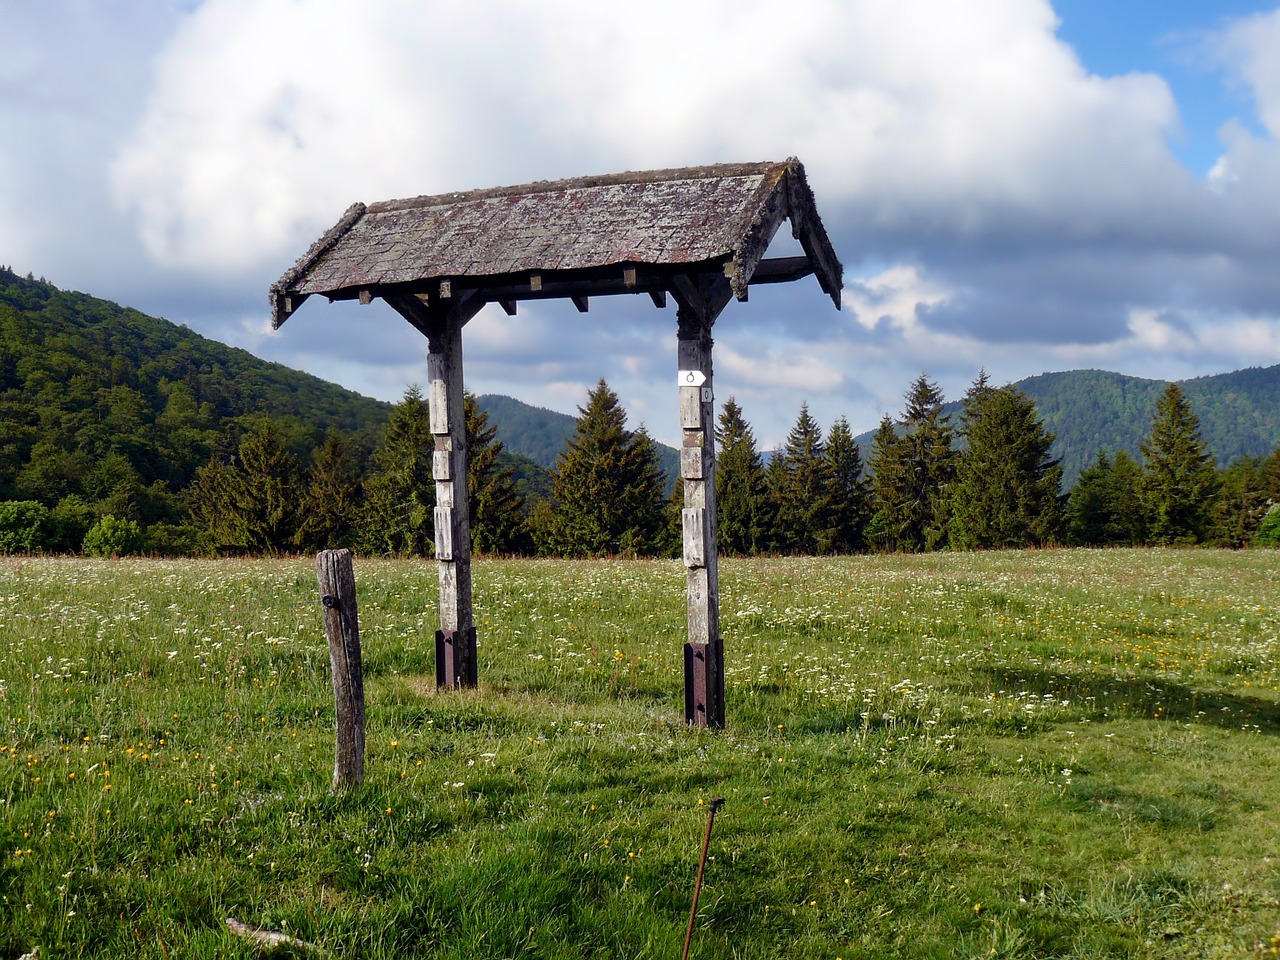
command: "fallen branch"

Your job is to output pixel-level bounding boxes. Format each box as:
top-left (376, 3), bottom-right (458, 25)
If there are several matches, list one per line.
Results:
top-left (225, 918), bottom-right (329, 956)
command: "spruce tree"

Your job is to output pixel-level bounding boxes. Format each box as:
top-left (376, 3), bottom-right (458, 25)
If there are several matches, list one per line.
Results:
top-left (771, 403), bottom-right (832, 554)
top-left (1210, 456), bottom-right (1269, 547)
top-left (1263, 443), bottom-right (1280, 504)
top-left (715, 396), bottom-right (767, 555)
top-left (824, 416), bottom-right (869, 553)
top-left (1064, 451), bottom-right (1112, 546)
top-left (949, 383), bottom-right (1062, 549)
top-left (465, 393), bottom-right (531, 555)
top-left (1139, 383), bottom-right (1218, 544)
top-left (295, 428), bottom-right (364, 552)
top-left (359, 386), bottom-right (435, 556)
top-left (866, 414), bottom-right (907, 552)
top-left (1065, 450), bottom-right (1148, 546)
top-left (875, 374), bottom-right (956, 551)
top-left (548, 379), bottom-right (666, 556)
top-left (189, 418), bottom-right (304, 553)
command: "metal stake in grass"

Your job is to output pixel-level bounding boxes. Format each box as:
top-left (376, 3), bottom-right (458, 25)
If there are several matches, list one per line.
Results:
top-left (682, 797), bottom-right (725, 960)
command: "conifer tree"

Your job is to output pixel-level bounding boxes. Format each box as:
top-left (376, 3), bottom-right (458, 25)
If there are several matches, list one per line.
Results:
top-left (824, 416), bottom-right (869, 553)
top-left (295, 428), bottom-right (364, 552)
top-left (189, 418), bottom-right (304, 553)
top-left (1211, 456), bottom-right (1269, 548)
top-left (1065, 450), bottom-right (1149, 546)
top-left (359, 386), bottom-right (435, 556)
top-left (866, 414), bottom-right (907, 552)
top-left (870, 375), bottom-right (955, 551)
top-left (715, 397), bottom-right (767, 555)
top-left (1139, 383), bottom-right (1218, 544)
top-left (770, 403), bottom-right (832, 554)
top-left (547, 379), bottom-right (666, 556)
top-left (950, 383), bottom-right (1063, 549)
top-left (465, 393), bottom-right (531, 555)
top-left (1064, 451), bottom-right (1112, 546)
top-left (1262, 443), bottom-right (1280, 504)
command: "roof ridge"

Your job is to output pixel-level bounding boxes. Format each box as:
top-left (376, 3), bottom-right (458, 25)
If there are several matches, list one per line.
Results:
top-left (366, 160), bottom-right (787, 214)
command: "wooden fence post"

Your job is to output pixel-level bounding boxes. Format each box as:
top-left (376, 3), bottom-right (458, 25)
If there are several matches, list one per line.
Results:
top-left (316, 548), bottom-right (364, 789)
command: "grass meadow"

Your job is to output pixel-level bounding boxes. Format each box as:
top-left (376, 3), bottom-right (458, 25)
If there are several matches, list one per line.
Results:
top-left (1, 549), bottom-right (1278, 959)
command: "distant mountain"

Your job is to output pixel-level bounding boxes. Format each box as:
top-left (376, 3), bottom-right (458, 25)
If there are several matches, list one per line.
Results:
top-left (854, 366), bottom-right (1280, 485)
top-left (476, 393), bottom-right (680, 489)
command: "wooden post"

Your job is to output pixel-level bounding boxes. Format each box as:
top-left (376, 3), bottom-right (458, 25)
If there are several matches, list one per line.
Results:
top-left (316, 548), bottom-right (364, 789)
top-left (676, 285), bottom-right (727, 727)
top-left (384, 293), bottom-right (483, 690)
top-left (427, 310), bottom-right (477, 688)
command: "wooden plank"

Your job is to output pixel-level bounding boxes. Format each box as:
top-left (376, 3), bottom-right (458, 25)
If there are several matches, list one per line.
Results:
top-left (682, 508), bottom-right (705, 568)
top-left (649, 289), bottom-right (667, 309)
top-left (315, 549), bottom-right (365, 790)
top-left (432, 450), bottom-right (452, 481)
top-left (499, 299), bottom-right (517, 316)
top-left (571, 295), bottom-right (589, 313)
top-left (681, 446), bottom-right (703, 480)
top-left (434, 506), bottom-right (453, 560)
top-left (428, 367), bottom-right (449, 434)
top-left (680, 387), bottom-right (702, 429)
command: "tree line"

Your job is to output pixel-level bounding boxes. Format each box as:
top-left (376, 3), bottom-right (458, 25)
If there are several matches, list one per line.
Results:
top-left (4, 368), bottom-right (1279, 557)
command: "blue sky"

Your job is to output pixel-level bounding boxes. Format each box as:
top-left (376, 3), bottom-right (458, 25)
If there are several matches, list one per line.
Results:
top-left (1056, 0), bottom-right (1273, 172)
top-left (3, 0), bottom-right (1280, 448)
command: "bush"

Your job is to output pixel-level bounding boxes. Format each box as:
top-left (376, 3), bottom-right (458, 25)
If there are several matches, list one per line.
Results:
top-left (50, 495), bottom-right (96, 552)
top-left (143, 522), bottom-right (204, 557)
top-left (0, 500), bottom-right (55, 553)
top-left (82, 515), bottom-right (146, 557)
top-left (1253, 504), bottom-right (1280, 548)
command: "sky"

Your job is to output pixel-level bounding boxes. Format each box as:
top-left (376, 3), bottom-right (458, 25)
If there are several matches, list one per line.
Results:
top-left (4, 0), bottom-right (1280, 449)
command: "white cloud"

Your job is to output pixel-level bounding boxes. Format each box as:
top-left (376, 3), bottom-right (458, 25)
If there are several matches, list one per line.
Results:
top-left (1, 0), bottom-right (1276, 449)
top-left (111, 0), bottom-right (1205, 272)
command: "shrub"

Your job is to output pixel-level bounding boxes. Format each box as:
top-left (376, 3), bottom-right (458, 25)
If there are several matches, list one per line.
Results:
top-left (50, 495), bottom-right (96, 552)
top-left (82, 515), bottom-right (146, 557)
top-left (143, 522), bottom-right (204, 557)
top-left (1253, 503), bottom-right (1280, 548)
top-left (0, 500), bottom-right (55, 553)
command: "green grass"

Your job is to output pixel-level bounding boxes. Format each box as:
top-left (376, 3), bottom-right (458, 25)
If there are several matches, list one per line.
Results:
top-left (2, 550), bottom-right (1278, 958)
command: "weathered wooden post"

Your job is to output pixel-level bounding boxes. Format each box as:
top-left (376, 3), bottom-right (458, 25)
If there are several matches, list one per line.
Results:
top-left (316, 548), bottom-right (364, 789)
top-left (384, 292), bottom-right (483, 690)
top-left (426, 307), bottom-right (478, 689)
top-left (675, 278), bottom-right (731, 727)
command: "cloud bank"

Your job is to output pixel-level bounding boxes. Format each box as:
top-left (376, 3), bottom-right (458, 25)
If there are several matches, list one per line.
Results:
top-left (7, 0), bottom-right (1280, 445)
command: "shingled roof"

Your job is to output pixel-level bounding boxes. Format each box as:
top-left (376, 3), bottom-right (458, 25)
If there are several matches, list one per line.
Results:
top-left (271, 158), bottom-right (842, 328)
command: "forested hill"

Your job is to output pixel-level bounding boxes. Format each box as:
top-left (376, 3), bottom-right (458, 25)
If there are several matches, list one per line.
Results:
top-left (850, 366), bottom-right (1280, 485)
top-left (1015, 367), bottom-right (1280, 483)
top-left (0, 268), bottom-right (391, 508)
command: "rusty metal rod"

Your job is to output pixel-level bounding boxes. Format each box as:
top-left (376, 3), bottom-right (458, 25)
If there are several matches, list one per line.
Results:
top-left (682, 797), bottom-right (725, 960)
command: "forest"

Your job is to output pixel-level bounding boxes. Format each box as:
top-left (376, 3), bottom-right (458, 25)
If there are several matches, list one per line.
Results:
top-left (2, 266), bottom-right (1279, 557)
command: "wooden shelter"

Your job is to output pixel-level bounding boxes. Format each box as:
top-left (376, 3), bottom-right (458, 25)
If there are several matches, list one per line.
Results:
top-left (271, 157), bottom-right (843, 727)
